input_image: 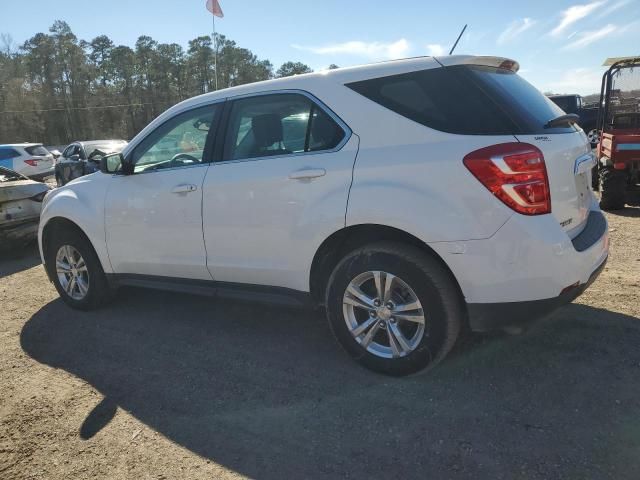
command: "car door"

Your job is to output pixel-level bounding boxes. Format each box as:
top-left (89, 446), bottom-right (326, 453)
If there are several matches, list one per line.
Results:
top-left (104, 102), bottom-right (221, 280)
top-left (57, 144), bottom-right (82, 184)
top-left (202, 91), bottom-right (358, 291)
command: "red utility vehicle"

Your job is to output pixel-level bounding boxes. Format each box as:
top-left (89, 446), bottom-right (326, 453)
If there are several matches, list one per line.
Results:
top-left (596, 57), bottom-right (640, 210)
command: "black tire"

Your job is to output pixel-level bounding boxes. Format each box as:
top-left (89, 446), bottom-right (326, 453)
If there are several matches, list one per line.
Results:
top-left (591, 166), bottom-right (599, 191)
top-left (46, 228), bottom-right (112, 310)
top-left (325, 242), bottom-right (463, 376)
top-left (599, 167), bottom-right (627, 210)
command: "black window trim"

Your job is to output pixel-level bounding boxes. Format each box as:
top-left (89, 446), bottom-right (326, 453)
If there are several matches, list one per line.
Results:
top-left (213, 89), bottom-right (352, 165)
top-left (122, 99), bottom-right (225, 175)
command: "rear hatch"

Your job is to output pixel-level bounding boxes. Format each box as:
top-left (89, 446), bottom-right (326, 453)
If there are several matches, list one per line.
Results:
top-left (454, 61), bottom-right (593, 237)
top-left (24, 144), bottom-right (54, 172)
top-left (346, 56), bottom-right (594, 237)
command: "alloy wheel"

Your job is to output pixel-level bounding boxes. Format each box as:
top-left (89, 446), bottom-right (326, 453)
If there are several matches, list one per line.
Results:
top-left (56, 245), bottom-right (90, 301)
top-left (342, 271), bottom-right (426, 359)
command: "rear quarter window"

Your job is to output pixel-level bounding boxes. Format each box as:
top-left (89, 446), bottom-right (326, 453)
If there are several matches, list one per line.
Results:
top-left (346, 65), bottom-right (574, 135)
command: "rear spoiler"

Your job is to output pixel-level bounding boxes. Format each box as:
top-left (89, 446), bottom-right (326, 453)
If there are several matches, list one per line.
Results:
top-left (434, 55), bottom-right (520, 73)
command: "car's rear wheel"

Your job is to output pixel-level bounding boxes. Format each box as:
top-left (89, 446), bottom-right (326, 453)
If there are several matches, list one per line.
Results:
top-left (46, 229), bottom-right (112, 310)
top-left (599, 166), bottom-right (627, 210)
top-left (325, 242), bottom-right (463, 376)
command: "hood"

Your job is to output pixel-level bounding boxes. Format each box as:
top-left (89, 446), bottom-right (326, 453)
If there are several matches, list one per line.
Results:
top-left (0, 179), bottom-right (50, 203)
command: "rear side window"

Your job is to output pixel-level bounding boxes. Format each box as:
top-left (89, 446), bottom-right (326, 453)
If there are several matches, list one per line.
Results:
top-left (346, 65), bottom-right (572, 135)
top-left (223, 93), bottom-right (346, 161)
top-left (0, 148), bottom-right (20, 160)
top-left (25, 145), bottom-right (49, 156)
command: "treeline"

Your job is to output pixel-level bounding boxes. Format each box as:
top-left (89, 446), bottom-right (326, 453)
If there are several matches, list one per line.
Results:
top-left (0, 21), bottom-right (321, 145)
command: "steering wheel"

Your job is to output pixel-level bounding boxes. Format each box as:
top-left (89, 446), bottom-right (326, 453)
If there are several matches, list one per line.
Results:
top-left (171, 153), bottom-right (200, 164)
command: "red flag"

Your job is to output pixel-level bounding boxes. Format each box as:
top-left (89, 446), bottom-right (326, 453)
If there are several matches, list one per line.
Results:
top-left (206, 0), bottom-right (224, 18)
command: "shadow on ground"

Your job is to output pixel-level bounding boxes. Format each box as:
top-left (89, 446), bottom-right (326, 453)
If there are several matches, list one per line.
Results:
top-left (0, 243), bottom-right (41, 278)
top-left (20, 290), bottom-right (640, 479)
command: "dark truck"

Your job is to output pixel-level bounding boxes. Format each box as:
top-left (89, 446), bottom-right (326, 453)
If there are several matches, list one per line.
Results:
top-left (547, 94), bottom-right (600, 146)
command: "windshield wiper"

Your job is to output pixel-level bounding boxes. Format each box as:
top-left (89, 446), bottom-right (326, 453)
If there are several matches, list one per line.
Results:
top-left (544, 113), bottom-right (579, 129)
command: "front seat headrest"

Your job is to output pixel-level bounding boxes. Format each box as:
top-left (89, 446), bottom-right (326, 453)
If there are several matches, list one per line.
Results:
top-left (252, 114), bottom-right (283, 148)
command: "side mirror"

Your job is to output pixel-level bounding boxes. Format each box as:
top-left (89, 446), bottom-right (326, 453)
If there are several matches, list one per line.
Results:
top-left (99, 153), bottom-right (126, 174)
top-left (70, 154), bottom-right (80, 161)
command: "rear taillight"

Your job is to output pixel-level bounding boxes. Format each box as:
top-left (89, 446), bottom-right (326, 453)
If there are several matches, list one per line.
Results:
top-left (23, 159), bottom-right (38, 167)
top-left (463, 142), bottom-right (551, 216)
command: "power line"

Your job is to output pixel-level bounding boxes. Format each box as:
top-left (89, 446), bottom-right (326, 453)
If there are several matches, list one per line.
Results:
top-left (0, 102), bottom-right (167, 114)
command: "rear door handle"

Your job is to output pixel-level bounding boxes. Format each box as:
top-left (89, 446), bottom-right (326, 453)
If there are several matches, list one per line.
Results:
top-left (171, 184), bottom-right (198, 194)
top-left (288, 168), bottom-right (326, 180)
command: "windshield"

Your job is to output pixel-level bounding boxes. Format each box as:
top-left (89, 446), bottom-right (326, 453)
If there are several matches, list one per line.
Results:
top-left (465, 65), bottom-right (575, 134)
top-left (85, 143), bottom-right (127, 160)
top-left (25, 145), bottom-right (50, 156)
top-left (605, 66), bottom-right (640, 131)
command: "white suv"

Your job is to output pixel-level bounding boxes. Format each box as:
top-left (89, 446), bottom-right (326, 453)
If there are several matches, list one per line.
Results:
top-left (38, 56), bottom-right (609, 376)
top-left (0, 143), bottom-right (54, 180)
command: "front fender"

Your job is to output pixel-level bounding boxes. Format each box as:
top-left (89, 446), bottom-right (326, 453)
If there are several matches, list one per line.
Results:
top-left (38, 173), bottom-right (112, 273)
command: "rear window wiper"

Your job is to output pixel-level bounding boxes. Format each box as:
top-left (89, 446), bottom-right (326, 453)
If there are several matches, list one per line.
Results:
top-left (544, 113), bottom-right (579, 129)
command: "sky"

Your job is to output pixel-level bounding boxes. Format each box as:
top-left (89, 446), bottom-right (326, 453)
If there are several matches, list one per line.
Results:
top-left (2, 0), bottom-right (639, 95)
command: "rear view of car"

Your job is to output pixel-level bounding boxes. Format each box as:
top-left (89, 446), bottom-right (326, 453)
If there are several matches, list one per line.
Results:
top-left (345, 56), bottom-right (607, 338)
top-left (0, 144), bottom-right (54, 180)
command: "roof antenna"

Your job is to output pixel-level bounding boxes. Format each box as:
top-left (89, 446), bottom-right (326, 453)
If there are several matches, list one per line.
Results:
top-left (449, 24), bottom-right (468, 55)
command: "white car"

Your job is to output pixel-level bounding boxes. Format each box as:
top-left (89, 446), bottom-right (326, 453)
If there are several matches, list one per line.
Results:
top-left (0, 143), bottom-right (55, 180)
top-left (38, 56), bottom-right (609, 376)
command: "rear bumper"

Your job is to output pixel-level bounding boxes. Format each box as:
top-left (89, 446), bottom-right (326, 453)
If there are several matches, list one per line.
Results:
top-left (28, 168), bottom-right (55, 181)
top-left (467, 255), bottom-right (607, 331)
top-left (429, 201), bottom-right (609, 330)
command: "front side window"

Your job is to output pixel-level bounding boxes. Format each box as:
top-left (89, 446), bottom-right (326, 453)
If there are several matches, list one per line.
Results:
top-left (131, 104), bottom-right (218, 173)
top-left (65, 145), bottom-right (81, 159)
top-left (223, 93), bottom-right (346, 161)
top-left (62, 146), bottom-right (74, 158)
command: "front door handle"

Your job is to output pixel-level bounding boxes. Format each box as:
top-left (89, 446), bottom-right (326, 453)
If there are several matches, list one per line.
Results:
top-left (171, 184), bottom-right (198, 194)
top-left (288, 168), bottom-right (326, 180)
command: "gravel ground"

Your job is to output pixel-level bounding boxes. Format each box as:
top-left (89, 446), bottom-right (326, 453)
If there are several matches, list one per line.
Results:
top-left (1, 197), bottom-right (639, 480)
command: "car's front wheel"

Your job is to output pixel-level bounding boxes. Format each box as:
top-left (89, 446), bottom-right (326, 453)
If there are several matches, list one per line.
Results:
top-left (46, 228), bottom-right (112, 310)
top-left (325, 242), bottom-right (463, 376)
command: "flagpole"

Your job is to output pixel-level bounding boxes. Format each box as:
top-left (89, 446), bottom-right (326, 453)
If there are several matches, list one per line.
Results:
top-left (212, 14), bottom-right (218, 90)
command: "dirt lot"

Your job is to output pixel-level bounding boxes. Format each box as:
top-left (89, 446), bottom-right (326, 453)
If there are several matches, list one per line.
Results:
top-left (1, 202), bottom-right (639, 480)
